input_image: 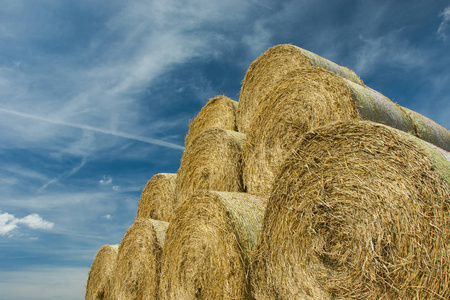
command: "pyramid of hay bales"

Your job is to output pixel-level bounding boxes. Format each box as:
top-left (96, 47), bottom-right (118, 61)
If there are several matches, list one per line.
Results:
top-left (86, 44), bottom-right (450, 300)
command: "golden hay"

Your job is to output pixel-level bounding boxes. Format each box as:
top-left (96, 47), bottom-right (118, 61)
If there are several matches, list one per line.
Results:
top-left (159, 191), bottom-right (266, 300)
top-left (236, 44), bottom-right (363, 133)
top-left (243, 67), bottom-right (359, 197)
top-left (251, 121), bottom-right (450, 299)
top-left (109, 218), bottom-right (169, 300)
top-left (243, 66), bottom-right (450, 197)
top-left (85, 244), bottom-right (118, 300)
top-left (136, 173), bottom-right (177, 222)
top-left (184, 95), bottom-right (238, 148)
top-left (175, 128), bottom-right (246, 207)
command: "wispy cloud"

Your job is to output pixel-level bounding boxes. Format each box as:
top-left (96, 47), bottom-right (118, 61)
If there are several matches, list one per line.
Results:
top-left (437, 5), bottom-right (450, 40)
top-left (0, 107), bottom-right (185, 150)
top-left (99, 175), bottom-right (113, 185)
top-left (354, 30), bottom-right (427, 76)
top-left (102, 214), bottom-right (113, 220)
top-left (0, 212), bottom-right (54, 236)
top-left (38, 156), bottom-right (88, 192)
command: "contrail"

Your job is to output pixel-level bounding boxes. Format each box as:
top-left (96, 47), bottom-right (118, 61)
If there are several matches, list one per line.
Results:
top-left (0, 107), bottom-right (185, 151)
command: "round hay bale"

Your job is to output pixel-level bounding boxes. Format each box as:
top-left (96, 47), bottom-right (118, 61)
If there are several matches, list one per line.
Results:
top-left (399, 106), bottom-right (450, 152)
top-left (185, 95), bottom-right (238, 148)
top-left (159, 191), bottom-right (266, 300)
top-left (109, 218), bottom-right (169, 300)
top-left (85, 244), bottom-right (118, 300)
top-left (243, 66), bottom-right (448, 197)
top-left (136, 173), bottom-right (177, 222)
top-left (236, 44), bottom-right (363, 133)
top-left (243, 67), bottom-right (359, 197)
top-left (251, 121), bottom-right (450, 299)
top-left (345, 79), bottom-right (415, 133)
top-left (175, 128), bottom-right (246, 207)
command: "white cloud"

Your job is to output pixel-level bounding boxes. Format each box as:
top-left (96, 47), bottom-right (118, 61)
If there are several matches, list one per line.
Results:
top-left (102, 214), bottom-right (113, 220)
top-left (16, 214), bottom-right (54, 230)
top-left (0, 212), bottom-right (54, 236)
top-left (437, 6), bottom-right (450, 40)
top-left (99, 175), bottom-right (113, 185)
top-left (0, 212), bottom-right (18, 235)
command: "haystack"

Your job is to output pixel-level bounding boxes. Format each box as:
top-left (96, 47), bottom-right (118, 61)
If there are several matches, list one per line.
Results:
top-left (251, 121), bottom-right (450, 299)
top-left (85, 244), bottom-right (118, 300)
top-left (136, 173), bottom-right (177, 222)
top-left (184, 95), bottom-right (238, 148)
top-left (159, 191), bottom-right (266, 300)
top-left (236, 44), bottom-right (363, 133)
top-left (175, 128), bottom-right (245, 207)
top-left (243, 66), bottom-right (450, 197)
top-left (109, 218), bottom-right (169, 300)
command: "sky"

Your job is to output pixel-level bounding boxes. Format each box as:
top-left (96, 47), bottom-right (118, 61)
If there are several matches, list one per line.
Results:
top-left (0, 0), bottom-right (449, 299)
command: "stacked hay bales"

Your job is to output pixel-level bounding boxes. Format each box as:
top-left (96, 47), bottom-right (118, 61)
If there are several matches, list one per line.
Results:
top-left (136, 173), bottom-right (177, 222)
top-left (109, 218), bottom-right (169, 300)
top-left (185, 95), bottom-right (238, 148)
top-left (86, 44), bottom-right (450, 300)
top-left (85, 244), bottom-right (118, 300)
top-left (243, 66), bottom-right (450, 197)
top-left (175, 128), bottom-right (246, 207)
top-left (159, 191), bottom-right (266, 300)
top-left (251, 121), bottom-right (450, 299)
top-left (236, 44), bottom-right (364, 134)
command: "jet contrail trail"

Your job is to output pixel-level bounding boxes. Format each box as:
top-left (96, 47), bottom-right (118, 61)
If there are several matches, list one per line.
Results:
top-left (0, 107), bottom-right (185, 151)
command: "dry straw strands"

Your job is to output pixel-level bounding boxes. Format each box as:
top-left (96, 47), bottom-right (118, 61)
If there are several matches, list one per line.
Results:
top-left (109, 218), bottom-right (169, 300)
top-left (251, 121), bottom-right (450, 299)
top-left (159, 191), bottom-right (266, 300)
top-left (85, 244), bottom-right (118, 300)
top-left (236, 44), bottom-right (363, 133)
top-left (243, 66), bottom-right (450, 197)
top-left (175, 128), bottom-right (246, 207)
top-left (243, 67), bottom-right (359, 197)
top-left (184, 95), bottom-right (238, 148)
top-left (136, 173), bottom-right (177, 222)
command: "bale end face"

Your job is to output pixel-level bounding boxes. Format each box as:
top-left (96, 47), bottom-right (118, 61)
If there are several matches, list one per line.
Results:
top-left (110, 218), bottom-right (169, 300)
top-left (175, 128), bottom-right (246, 207)
top-left (85, 244), bottom-right (118, 300)
top-left (160, 191), bottom-right (266, 300)
top-left (185, 95), bottom-right (238, 148)
top-left (136, 173), bottom-right (177, 222)
top-left (252, 121), bottom-right (450, 299)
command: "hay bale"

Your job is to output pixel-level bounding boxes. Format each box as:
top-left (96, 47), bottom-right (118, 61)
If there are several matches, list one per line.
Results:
top-left (251, 121), bottom-right (450, 299)
top-left (175, 128), bottom-right (246, 207)
top-left (109, 218), bottom-right (169, 300)
top-left (243, 66), bottom-right (449, 197)
top-left (185, 95), bottom-right (238, 148)
top-left (159, 191), bottom-right (266, 300)
top-left (85, 244), bottom-right (118, 300)
top-left (345, 79), bottom-right (415, 133)
top-left (136, 173), bottom-right (177, 222)
top-left (399, 106), bottom-right (450, 152)
top-left (243, 67), bottom-right (359, 196)
top-left (236, 44), bottom-right (363, 133)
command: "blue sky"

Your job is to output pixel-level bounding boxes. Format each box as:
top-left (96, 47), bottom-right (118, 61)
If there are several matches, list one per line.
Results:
top-left (0, 1), bottom-right (449, 299)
